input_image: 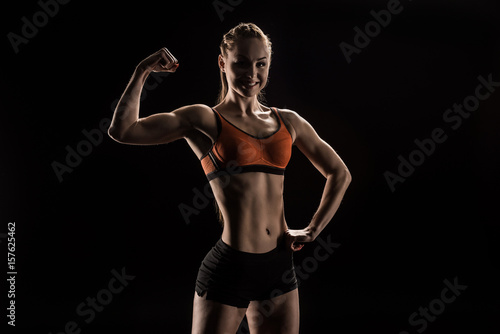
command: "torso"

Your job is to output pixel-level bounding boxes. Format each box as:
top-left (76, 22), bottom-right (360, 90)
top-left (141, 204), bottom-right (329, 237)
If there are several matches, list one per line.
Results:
top-left (184, 104), bottom-right (296, 253)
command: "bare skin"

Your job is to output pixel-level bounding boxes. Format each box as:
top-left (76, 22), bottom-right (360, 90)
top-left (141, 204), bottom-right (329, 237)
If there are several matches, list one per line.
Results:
top-left (109, 38), bottom-right (351, 333)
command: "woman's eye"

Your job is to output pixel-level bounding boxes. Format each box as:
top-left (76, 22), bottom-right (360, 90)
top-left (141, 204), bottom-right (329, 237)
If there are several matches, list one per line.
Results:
top-left (257, 62), bottom-right (266, 67)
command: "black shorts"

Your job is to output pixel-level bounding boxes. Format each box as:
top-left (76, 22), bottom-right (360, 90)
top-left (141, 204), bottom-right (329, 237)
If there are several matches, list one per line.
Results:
top-left (195, 238), bottom-right (298, 308)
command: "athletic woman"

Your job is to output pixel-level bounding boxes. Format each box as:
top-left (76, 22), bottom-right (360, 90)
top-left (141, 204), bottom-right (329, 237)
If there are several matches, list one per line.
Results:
top-left (108, 23), bottom-right (351, 334)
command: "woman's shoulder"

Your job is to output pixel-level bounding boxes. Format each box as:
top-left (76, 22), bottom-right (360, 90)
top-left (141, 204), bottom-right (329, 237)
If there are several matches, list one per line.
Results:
top-left (272, 107), bottom-right (303, 141)
top-left (273, 107), bottom-right (320, 139)
top-left (273, 107), bottom-right (304, 125)
top-left (274, 107), bottom-right (298, 116)
top-left (171, 104), bottom-right (218, 130)
top-left (185, 103), bottom-right (213, 113)
top-left (178, 103), bottom-right (215, 119)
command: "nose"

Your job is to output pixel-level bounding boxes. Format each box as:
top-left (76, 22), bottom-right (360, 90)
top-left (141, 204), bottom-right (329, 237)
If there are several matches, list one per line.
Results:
top-left (246, 64), bottom-right (257, 79)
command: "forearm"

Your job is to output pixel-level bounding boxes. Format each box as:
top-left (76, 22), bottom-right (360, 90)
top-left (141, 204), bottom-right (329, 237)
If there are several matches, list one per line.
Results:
top-left (108, 66), bottom-right (151, 139)
top-left (308, 169), bottom-right (351, 238)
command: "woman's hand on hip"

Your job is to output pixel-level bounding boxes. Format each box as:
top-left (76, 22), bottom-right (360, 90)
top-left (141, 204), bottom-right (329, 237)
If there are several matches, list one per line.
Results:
top-left (285, 227), bottom-right (317, 252)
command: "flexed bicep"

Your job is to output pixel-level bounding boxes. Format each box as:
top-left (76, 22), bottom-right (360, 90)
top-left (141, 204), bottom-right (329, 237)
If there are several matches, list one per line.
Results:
top-left (118, 110), bottom-right (186, 145)
top-left (108, 47), bottom-right (184, 145)
top-left (112, 104), bottom-right (210, 145)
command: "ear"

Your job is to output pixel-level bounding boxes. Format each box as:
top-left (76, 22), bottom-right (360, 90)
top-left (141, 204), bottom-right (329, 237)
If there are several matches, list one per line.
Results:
top-left (218, 54), bottom-right (226, 73)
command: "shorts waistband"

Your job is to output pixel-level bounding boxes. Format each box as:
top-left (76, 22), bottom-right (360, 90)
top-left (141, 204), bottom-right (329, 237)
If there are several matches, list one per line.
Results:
top-left (215, 238), bottom-right (284, 261)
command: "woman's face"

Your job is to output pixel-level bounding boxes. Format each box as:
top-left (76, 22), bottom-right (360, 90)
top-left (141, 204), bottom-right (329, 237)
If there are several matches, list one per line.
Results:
top-left (220, 37), bottom-right (270, 99)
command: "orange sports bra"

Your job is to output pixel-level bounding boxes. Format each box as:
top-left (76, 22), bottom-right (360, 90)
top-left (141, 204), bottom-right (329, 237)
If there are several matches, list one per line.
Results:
top-left (200, 107), bottom-right (293, 181)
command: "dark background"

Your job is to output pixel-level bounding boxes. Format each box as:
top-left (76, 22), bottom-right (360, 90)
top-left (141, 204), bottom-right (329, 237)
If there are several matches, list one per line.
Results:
top-left (2, 0), bottom-right (499, 333)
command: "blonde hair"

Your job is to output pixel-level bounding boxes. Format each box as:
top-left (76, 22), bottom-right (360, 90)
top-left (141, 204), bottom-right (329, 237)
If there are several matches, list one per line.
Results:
top-left (216, 22), bottom-right (273, 104)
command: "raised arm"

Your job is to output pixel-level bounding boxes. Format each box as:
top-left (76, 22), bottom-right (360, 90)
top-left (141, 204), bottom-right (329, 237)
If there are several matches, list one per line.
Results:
top-left (108, 48), bottom-right (206, 145)
top-left (282, 109), bottom-right (352, 250)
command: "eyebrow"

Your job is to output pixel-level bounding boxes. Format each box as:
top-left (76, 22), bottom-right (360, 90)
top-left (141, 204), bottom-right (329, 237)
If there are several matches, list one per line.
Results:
top-left (235, 55), bottom-right (268, 60)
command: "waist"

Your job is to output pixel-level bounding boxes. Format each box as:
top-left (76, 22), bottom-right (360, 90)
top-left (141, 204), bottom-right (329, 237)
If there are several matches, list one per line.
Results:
top-left (210, 172), bottom-right (287, 252)
top-left (216, 238), bottom-right (286, 258)
top-left (221, 218), bottom-right (287, 253)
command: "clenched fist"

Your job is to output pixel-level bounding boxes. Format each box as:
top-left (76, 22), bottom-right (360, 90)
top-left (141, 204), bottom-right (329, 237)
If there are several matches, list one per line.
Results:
top-left (138, 47), bottom-right (179, 73)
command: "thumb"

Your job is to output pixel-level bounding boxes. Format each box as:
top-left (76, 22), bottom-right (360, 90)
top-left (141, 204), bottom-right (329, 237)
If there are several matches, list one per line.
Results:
top-left (166, 62), bottom-right (180, 71)
top-left (291, 241), bottom-right (305, 251)
top-left (289, 235), bottom-right (305, 251)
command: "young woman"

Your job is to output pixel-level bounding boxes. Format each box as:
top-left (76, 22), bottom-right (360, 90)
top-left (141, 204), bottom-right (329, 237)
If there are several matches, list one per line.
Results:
top-left (108, 23), bottom-right (351, 334)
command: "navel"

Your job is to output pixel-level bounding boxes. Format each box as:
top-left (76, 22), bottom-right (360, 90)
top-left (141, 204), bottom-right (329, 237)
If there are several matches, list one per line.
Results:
top-left (266, 228), bottom-right (270, 235)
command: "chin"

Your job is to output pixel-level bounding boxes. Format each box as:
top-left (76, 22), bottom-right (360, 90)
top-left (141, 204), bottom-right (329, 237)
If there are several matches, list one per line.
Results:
top-left (239, 85), bottom-right (263, 97)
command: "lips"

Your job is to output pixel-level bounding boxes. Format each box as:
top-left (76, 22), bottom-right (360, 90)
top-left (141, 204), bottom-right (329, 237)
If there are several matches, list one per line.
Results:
top-left (242, 81), bottom-right (260, 88)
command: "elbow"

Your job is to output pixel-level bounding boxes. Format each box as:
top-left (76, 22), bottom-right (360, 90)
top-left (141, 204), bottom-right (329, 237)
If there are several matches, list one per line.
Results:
top-left (344, 168), bottom-right (352, 185)
top-left (108, 125), bottom-right (124, 143)
top-left (108, 121), bottom-right (138, 144)
top-left (328, 167), bottom-right (352, 187)
top-left (339, 168), bottom-right (352, 187)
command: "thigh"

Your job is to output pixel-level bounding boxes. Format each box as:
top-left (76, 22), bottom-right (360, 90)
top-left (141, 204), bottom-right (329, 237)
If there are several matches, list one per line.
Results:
top-left (246, 288), bottom-right (300, 334)
top-left (192, 291), bottom-right (247, 334)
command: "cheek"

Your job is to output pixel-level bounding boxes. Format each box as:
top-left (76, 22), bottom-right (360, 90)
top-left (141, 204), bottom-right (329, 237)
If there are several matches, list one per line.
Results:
top-left (227, 64), bottom-right (245, 77)
top-left (259, 69), bottom-right (269, 83)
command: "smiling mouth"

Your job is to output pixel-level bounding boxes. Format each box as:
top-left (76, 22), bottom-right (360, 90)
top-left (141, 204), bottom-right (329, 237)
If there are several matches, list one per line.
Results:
top-left (243, 81), bottom-right (260, 88)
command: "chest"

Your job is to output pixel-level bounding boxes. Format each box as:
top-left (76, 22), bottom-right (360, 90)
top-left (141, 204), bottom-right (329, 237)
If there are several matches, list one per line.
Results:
top-left (214, 125), bottom-right (292, 167)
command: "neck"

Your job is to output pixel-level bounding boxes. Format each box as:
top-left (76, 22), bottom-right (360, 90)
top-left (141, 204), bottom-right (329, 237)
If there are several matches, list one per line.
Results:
top-left (219, 88), bottom-right (264, 115)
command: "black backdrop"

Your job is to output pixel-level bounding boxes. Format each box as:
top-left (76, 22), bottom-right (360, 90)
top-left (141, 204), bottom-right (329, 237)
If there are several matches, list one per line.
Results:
top-left (2, 0), bottom-right (500, 333)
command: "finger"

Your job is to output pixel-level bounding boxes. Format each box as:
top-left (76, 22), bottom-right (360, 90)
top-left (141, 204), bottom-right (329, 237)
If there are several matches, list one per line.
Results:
top-left (291, 242), bottom-right (304, 252)
top-left (159, 52), bottom-right (171, 69)
top-left (162, 47), bottom-right (173, 61)
top-left (295, 244), bottom-right (305, 251)
top-left (287, 235), bottom-right (303, 251)
top-left (166, 62), bottom-right (180, 71)
top-left (163, 47), bottom-right (178, 64)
